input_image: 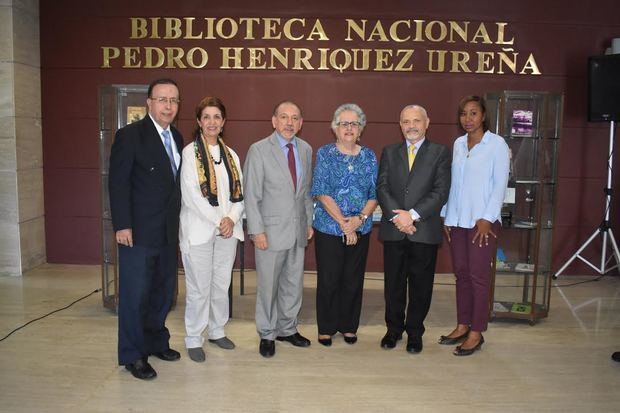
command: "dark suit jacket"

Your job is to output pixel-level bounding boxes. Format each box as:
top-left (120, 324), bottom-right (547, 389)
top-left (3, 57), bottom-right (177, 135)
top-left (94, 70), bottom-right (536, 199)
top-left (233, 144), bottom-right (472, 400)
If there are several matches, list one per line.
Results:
top-left (377, 139), bottom-right (451, 245)
top-left (108, 115), bottom-right (183, 247)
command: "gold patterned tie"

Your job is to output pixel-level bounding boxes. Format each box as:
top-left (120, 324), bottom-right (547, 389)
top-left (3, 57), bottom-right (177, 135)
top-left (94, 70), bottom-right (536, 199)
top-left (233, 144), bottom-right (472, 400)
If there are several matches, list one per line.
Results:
top-left (408, 144), bottom-right (416, 171)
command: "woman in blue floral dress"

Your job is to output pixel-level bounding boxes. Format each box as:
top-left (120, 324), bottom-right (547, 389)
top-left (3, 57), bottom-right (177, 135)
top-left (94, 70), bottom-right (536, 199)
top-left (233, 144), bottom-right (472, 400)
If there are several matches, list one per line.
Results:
top-left (311, 103), bottom-right (378, 346)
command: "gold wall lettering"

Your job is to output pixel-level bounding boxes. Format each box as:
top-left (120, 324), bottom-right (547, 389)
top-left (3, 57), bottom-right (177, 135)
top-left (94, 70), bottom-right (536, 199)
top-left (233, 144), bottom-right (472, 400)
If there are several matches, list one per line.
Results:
top-left (103, 16), bottom-right (539, 75)
top-left (130, 17), bottom-right (329, 41)
top-left (344, 19), bottom-right (514, 44)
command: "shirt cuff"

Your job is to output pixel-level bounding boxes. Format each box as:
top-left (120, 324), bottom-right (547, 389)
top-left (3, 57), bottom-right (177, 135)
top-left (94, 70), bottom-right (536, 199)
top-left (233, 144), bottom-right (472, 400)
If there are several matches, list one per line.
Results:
top-left (481, 213), bottom-right (497, 223)
top-left (408, 208), bottom-right (421, 222)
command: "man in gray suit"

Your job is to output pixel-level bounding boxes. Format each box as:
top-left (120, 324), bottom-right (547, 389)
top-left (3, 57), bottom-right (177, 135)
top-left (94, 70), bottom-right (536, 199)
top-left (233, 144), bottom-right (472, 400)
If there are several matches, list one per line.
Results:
top-left (377, 104), bottom-right (451, 354)
top-left (243, 101), bottom-right (314, 358)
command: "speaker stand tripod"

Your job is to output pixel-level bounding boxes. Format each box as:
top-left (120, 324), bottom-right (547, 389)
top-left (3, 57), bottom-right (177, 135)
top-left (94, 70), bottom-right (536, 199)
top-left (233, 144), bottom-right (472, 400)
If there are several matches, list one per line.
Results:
top-left (554, 120), bottom-right (620, 278)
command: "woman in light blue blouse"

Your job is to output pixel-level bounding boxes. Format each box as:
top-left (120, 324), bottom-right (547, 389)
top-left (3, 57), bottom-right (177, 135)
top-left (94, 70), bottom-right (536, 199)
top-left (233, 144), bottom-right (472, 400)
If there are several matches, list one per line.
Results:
top-left (311, 103), bottom-right (378, 347)
top-left (439, 95), bottom-right (509, 356)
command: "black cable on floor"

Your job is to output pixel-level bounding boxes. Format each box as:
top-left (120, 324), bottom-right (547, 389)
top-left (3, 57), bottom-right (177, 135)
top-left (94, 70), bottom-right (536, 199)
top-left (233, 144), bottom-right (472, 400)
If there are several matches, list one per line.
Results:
top-left (553, 275), bottom-right (605, 287)
top-left (0, 288), bottom-right (102, 343)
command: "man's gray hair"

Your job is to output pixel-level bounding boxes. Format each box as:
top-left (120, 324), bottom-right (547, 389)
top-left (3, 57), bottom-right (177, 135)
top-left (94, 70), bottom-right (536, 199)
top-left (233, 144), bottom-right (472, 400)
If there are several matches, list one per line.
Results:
top-left (400, 104), bottom-right (428, 120)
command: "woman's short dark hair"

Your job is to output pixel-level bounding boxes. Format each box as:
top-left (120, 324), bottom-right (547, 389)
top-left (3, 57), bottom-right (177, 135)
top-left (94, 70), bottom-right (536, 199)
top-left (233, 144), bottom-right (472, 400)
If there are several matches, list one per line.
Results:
top-left (457, 95), bottom-right (489, 132)
top-left (193, 96), bottom-right (227, 139)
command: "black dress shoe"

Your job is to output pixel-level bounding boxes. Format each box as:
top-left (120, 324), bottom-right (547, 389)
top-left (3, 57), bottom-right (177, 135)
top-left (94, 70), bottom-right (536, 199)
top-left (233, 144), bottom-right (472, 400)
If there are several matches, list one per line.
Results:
top-left (380, 332), bottom-right (402, 349)
top-left (259, 339), bottom-right (275, 358)
top-left (343, 334), bottom-right (357, 345)
top-left (318, 337), bottom-right (332, 347)
top-left (152, 348), bottom-right (181, 361)
top-left (276, 332), bottom-right (311, 347)
top-left (125, 359), bottom-right (157, 380)
top-left (406, 335), bottom-right (423, 353)
top-left (612, 352), bottom-right (620, 362)
top-left (453, 335), bottom-right (484, 356)
top-left (438, 328), bottom-right (470, 345)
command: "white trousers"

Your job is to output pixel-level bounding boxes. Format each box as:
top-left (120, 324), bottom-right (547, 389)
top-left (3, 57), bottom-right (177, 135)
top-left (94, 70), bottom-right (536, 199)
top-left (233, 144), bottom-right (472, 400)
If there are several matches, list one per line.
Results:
top-left (182, 236), bottom-right (238, 349)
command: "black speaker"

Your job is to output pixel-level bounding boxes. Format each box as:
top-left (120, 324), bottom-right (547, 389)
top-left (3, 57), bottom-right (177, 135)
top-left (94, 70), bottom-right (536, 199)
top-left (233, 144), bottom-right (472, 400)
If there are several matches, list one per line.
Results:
top-left (588, 54), bottom-right (620, 122)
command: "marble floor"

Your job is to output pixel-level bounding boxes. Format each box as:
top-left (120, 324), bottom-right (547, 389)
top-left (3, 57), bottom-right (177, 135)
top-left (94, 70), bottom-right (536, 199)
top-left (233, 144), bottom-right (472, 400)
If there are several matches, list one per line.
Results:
top-left (0, 264), bottom-right (619, 412)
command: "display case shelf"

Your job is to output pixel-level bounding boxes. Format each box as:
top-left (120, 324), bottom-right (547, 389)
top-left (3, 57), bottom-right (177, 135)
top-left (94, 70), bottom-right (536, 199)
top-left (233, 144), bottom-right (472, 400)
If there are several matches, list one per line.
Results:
top-left (495, 263), bottom-right (550, 274)
top-left (492, 302), bottom-right (548, 325)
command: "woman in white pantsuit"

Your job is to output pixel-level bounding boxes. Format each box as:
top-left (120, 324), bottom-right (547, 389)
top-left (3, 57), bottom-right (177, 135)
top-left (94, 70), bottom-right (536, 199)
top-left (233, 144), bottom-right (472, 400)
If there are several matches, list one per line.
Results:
top-left (179, 96), bottom-right (244, 362)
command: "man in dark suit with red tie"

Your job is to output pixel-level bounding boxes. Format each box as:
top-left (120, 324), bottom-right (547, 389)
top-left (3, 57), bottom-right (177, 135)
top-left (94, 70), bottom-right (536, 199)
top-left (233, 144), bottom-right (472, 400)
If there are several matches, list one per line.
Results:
top-left (109, 78), bottom-right (183, 380)
top-left (377, 104), bottom-right (451, 354)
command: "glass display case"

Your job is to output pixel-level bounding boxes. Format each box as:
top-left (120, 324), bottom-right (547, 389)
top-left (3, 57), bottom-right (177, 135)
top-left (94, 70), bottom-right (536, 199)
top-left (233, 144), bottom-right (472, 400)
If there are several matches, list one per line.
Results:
top-left (485, 91), bottom-right (563, 324)
top-left (99, 85), bottom-right (149, 311)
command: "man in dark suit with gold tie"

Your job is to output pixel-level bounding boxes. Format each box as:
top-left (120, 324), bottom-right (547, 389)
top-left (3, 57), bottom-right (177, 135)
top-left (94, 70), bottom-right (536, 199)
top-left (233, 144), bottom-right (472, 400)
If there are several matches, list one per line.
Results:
top-left (109, 78), bottom-right (183, 380)
top-left (377, 104), bottom-right (451, 354)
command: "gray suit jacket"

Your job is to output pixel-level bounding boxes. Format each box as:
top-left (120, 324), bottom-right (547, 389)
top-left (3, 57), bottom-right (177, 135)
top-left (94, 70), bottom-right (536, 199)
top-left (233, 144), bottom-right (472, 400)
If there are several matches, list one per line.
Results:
top-left (243, 132), bottom-right (314, 251)
top-left (377, 139), bottom-right (451, 244)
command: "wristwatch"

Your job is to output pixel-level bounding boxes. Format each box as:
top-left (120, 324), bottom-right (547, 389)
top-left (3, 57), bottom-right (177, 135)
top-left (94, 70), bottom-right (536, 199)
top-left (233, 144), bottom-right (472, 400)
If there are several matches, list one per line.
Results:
top-left (358, 213), bottom-right (368, 224)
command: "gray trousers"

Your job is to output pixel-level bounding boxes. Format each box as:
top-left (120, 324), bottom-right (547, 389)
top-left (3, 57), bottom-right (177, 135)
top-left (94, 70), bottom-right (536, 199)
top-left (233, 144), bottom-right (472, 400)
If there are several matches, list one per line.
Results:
top-left (255, 243), bottom-right (305, 340)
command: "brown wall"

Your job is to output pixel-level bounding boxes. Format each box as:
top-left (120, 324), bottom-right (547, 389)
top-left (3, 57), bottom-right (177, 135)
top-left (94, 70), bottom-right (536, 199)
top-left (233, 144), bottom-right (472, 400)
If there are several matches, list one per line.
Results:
top-left (41, 1), bottom-right (620, 274)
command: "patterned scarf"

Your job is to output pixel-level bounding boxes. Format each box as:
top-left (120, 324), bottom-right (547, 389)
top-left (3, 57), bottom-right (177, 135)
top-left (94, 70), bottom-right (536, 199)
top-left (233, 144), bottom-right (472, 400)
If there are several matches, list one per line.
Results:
top-left (194, 136), bottom-right (243, 206)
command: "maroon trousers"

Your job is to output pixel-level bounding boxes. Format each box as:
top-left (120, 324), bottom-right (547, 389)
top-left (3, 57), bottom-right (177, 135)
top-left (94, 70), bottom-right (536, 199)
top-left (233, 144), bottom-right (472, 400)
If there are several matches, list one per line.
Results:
top-left (449, 221), bottom-right (500, 333)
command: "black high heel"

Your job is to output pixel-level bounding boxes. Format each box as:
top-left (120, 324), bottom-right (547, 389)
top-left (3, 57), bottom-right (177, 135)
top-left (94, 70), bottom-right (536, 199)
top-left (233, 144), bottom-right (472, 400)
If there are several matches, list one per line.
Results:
top-left (343, 334), bottom-right (357, 344)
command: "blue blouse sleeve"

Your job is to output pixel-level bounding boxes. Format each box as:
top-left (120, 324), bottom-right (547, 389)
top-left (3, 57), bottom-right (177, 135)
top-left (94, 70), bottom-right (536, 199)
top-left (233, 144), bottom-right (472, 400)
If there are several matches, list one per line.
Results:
top-left (311, 146), bottom-right (332, 197)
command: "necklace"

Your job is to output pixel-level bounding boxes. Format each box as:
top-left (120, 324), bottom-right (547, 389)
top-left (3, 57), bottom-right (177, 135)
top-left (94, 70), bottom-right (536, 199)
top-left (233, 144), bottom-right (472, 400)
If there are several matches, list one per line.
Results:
top-left (337, 143), bottom-right (358, 172)
top-left (207, 144), bottom-right (222, 165)
top-left (345, 155), bottom-right (354, 172)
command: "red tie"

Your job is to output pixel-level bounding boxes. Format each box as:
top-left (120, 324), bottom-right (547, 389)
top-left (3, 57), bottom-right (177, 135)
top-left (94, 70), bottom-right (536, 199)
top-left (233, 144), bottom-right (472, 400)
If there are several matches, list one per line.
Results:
top-left (286, 143), bottom-right (297, 191)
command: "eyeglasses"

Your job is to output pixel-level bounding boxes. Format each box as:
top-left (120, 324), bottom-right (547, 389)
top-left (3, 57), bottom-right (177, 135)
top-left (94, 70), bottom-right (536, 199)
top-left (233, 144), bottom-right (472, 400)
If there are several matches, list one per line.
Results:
top-left (150, 96), bottom-right (181, 105)
top-left (337, 121), bottom-right (361, 129)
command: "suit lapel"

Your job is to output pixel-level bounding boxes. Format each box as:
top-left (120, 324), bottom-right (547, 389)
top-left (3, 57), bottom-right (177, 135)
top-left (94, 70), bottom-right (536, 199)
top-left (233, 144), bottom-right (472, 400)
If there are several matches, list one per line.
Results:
top-left (170, 126), bottom-right (182, 157)
top-left (397, 142), bottom-right (409, 177)
top-left (170, 126), bottom-right (183, 181)
top-left (295, 138), bottom-right (308, 195)
top-left (143, 116), bottom-right (175, 184)
top-left (269, 133), bottom-right (296, 193)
